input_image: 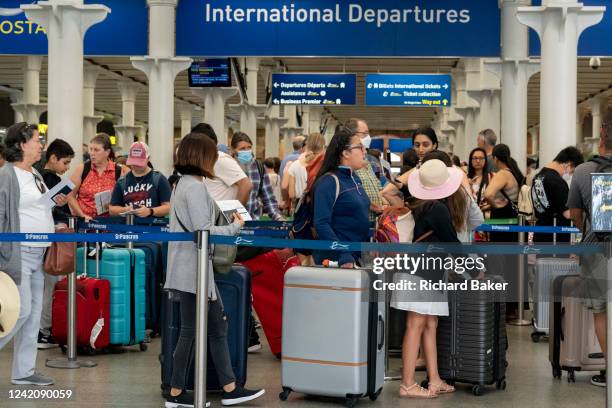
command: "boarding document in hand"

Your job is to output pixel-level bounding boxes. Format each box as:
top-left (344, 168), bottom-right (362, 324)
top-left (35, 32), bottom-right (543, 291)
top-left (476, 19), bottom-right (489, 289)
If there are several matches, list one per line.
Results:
top-left (216, 200), bottom-right (252, 223)
top-left (39, 177), bottom-right (75, 208)
top-left (95, 190), bottom-right (113, 215)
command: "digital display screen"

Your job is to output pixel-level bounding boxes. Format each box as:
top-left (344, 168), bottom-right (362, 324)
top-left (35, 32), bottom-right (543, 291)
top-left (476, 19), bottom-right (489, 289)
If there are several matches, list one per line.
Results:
top-left (188, 58), bottom-right (232, 87)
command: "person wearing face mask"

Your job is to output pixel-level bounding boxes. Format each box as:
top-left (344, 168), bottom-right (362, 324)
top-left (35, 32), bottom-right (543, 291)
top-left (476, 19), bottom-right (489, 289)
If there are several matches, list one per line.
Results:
top-left (230, 132), bottom-right (283, 222)
top-left (344, 118), bottom-right (385, 221)
top-left (530, 147), bottom-right (584, 245)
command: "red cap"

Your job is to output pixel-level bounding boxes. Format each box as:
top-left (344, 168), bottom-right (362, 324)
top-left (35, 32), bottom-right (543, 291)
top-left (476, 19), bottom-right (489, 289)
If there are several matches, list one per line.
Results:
top-left (126, 142), bottom-right (149, 167)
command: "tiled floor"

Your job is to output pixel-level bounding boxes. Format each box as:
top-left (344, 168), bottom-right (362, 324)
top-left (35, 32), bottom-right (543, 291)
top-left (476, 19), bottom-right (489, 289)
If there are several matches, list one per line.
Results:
top-left (0, 323), bottom-right (605, 407)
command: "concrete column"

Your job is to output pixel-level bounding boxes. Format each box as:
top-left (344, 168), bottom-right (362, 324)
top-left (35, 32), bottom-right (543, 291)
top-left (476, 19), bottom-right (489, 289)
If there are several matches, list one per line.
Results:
top-left (82, 64), bottom-right (104, 144)
top-left (576, 104), bottom-right (589, 146)
top-left (324, 116), bottom-right (337, 144)
top-left (23, 1), bottom-right (109, 168)
top-left (7, 91), bottom-right (24, 123)
top-left (307, 107), bottom-right (324, 135)
top-left (263, 104), bottom-right (287, 158)
top-left (11, 56), bottom-right (47, 125)
top-left (114, 81), bottom-right (142, 154)
top-left (135, 122), bottom-right (148, 142)
top-left (192, 106), bottom-right (204, 128)
top-left (192, 88), bottom-right (238, 143)
top-left (178, 102), bottom-right (194, 139)
top-left (590, 96), bottom-right (607, 141)
top-left (453, 63), bottom-right (480, 162)
top-left (478, 90), bottom-right (501, 136)
top-left (447, 107), bottom-right (465, 155)
top-left (485, 0), bottom-right (540, 174)
top-left (131, 0), bottom-right (191, 175)
top-left (517, 0), bottom-right (605, 166)
top-left (281, 105), bottom-right (303, 156)
top-left (232, 58), bottom-right (267, 153)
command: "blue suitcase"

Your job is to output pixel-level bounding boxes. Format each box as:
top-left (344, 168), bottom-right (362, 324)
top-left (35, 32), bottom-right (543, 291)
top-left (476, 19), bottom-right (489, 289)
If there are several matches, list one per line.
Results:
top-left (134, 242), bottom-right (165, 334)
top-left (160, 265), bottom-right (251, 392)
top-left (77, 246), bottom-right (147, 350)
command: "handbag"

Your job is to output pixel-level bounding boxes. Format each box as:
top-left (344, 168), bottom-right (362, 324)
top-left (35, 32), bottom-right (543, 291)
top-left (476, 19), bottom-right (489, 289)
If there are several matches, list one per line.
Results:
top-left (174, 205), bottom-right (237, 275)
top-left (43, 227), bottom-right (76, 276)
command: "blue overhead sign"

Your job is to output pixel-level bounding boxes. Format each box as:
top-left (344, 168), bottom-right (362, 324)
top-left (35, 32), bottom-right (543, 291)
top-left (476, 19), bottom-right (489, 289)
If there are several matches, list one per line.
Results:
top-left (0, 0), bottom-right (147, 56)
top-left (365, 74), bottom-right (452, 107)
top-left (176, 0), bottom-right (501, 57)
top-left (271, 73), bottom-right (356, 106)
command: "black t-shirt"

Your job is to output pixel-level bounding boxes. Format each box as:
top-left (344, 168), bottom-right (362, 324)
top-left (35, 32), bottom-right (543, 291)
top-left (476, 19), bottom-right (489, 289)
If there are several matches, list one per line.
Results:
top-left (41, 169), bottom-right (72, 226)
top-left (531, 167), bottom-right (570, 243)
top-left (110, 170), bottom-right (172, 209)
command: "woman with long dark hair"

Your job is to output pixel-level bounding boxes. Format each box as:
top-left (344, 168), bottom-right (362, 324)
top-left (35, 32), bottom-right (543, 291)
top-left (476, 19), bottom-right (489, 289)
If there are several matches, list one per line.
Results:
top-left (311, 127), bottom-right (370, 268)
top-left (484, 144), bottom-right (525, 318)
top-left (467, 147), bottom-right (491, 206)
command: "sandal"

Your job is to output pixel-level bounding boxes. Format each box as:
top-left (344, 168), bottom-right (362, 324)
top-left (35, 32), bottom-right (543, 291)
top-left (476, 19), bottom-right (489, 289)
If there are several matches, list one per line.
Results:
top-left (428, 381), bottom-right (455, 394)
top-left (399, 383), bottom-right (438, 399)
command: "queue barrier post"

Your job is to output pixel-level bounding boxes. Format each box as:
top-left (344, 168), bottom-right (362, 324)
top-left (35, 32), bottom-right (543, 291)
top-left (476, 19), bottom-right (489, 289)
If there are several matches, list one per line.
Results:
top-left (605, 240), bottom-right (612, 408)
top-left (194, 230), bottom-right (210, 408)
top-left (46, 217), bottom-right (97, 369)
top-left (126, 214), bottom-right (135, 250)
top-left (508, 214), bottom-right (531, 326)
top-left (383, 267), bottom-right (401, 381)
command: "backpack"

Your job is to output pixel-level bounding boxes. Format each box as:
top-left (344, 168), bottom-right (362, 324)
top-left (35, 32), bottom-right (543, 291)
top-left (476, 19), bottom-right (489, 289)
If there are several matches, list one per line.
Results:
top-left (518, 184), bottom-right (535, 222)
top-left (81, 160), bottom-right (122, 183)
top-left (290, 173), bottom-right (339, 241)
top-left (375, 206), bottom-right (411, 243)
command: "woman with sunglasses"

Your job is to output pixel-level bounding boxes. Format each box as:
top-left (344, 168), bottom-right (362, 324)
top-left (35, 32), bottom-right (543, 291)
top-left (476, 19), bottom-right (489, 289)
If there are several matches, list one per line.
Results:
top-left (0, 122), bottom-right (68, 386)
top-left (311, 127), bottom-right (371, 268)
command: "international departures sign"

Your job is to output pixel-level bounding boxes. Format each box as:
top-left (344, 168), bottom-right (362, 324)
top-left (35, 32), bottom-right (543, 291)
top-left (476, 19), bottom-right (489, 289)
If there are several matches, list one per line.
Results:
top-left (0, 0), bottom-right (610, 57)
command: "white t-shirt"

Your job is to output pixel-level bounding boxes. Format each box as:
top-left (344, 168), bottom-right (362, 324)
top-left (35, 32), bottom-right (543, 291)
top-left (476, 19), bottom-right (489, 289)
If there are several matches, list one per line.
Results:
top-left (288, 159), bottom-right (308, 198)
top-left (15, 167), bottom-right (55, 248)
top-left (204, 151), bottom-right (247, 201)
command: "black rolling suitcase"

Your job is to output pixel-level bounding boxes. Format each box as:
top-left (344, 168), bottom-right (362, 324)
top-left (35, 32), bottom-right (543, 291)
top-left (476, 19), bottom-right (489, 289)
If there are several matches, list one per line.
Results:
top-left (134, 242), bottom-right (165, 335)
top-left (160, 265), bottom-right (251, 393)
top-left (435, 276), bottom-right (508, 396)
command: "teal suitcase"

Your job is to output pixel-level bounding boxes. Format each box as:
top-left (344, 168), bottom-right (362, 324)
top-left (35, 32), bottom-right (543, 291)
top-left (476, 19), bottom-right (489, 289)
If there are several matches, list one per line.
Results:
top-left (77, 246), bottom-right (147, 350)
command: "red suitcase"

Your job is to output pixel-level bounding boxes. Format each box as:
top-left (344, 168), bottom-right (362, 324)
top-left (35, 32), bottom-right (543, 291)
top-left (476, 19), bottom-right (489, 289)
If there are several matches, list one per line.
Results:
top-left (52, 276), bottom-right (110, 351)
top-left (241, 249), bottom-right (299, 357)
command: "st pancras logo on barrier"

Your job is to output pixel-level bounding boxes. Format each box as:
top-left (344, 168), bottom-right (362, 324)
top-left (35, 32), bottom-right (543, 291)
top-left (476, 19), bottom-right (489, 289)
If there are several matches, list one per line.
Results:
top-left (234, 237), bottom-right (254, 246)
top-left (330, 241), bottom-right (350, 251)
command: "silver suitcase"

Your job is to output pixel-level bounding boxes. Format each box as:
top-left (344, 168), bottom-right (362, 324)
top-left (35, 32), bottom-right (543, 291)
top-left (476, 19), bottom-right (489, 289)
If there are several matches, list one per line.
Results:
top-left (280, 266), bottom-right (384, 406)
top-left (531, 258), bottom-right (579, 342)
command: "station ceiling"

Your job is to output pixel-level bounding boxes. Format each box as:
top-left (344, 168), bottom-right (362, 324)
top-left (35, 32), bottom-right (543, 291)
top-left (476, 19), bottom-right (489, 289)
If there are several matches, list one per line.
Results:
top-left (0, 56), bottom-right (610, 133)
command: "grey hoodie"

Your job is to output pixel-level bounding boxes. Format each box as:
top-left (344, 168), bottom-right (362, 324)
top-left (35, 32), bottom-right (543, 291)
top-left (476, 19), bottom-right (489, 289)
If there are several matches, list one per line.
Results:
top-left (0, 163), bottom-right (22, 285)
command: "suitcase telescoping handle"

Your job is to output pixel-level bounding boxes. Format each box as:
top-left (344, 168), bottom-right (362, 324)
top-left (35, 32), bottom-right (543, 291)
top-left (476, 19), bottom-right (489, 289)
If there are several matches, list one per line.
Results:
top-left (377, 313), bottom-right (385, 351)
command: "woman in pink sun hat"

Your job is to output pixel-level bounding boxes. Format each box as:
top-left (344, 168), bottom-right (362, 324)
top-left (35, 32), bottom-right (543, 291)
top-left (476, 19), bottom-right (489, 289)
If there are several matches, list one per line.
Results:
top-left (392, 159), bottom-right (464, 399)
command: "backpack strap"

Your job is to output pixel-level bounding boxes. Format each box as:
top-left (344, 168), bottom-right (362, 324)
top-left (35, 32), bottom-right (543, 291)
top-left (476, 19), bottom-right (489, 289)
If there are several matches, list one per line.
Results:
top-left (81, 161), bottom-right (92, 183)
top-left (256, 160), bottom-right (265, 197)
top-left (114, 164), bottom-right (122, 181)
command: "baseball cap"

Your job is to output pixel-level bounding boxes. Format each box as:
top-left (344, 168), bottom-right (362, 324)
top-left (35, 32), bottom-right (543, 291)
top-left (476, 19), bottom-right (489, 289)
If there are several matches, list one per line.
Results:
top-left (126, 142), bottom-right (149, 167)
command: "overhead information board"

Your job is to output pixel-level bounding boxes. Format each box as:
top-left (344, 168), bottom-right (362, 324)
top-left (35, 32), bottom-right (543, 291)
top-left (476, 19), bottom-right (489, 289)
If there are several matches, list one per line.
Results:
top-left (188, 58), bottom-right (232, 87)
top-left (271, 73), bottom-right (356, 105)
top-left (365, 74), bottom-right (452, 107)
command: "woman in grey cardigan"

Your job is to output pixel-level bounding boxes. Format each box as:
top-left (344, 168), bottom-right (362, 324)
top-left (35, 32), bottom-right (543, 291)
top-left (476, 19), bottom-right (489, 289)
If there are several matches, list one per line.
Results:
top-left (0, 122), bottom-right (68, 386)
top-left (164, 132), bottom-right (265, 408)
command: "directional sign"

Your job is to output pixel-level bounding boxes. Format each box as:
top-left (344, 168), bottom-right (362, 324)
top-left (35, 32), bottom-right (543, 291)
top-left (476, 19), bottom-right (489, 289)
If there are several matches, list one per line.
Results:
top-left (365, 74), bottom-right (452, 107)
top-left (271, 73), bottom-right (356, 106)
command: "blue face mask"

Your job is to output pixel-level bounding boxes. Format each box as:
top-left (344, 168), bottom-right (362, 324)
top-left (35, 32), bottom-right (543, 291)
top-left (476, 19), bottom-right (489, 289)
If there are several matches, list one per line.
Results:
top-left (236, 150), bottom-right (253, 164)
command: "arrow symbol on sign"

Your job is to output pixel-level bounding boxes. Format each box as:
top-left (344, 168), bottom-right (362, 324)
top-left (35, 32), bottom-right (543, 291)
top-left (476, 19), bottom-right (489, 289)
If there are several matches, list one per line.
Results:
top-left (273, 98), bottom-right (280, 104)
top-left (273, 82), bottom-right (279, 88)
top-left (443, 84), bottom-right (449, 89)
top-left (443, 99), bottom-right (449, 106)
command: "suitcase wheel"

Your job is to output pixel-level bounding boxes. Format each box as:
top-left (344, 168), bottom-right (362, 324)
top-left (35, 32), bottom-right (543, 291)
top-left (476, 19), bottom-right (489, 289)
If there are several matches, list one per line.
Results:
top-left (369, 388), bottom-right (382, 401)
top-left (472, 385), bottom-right (484, 396)
top-left (552, 367), bottom-right (562, 379)
top-left (420, 379), bottom-right (429, 389)
top-left (531, 332), bottom-right (542, 343)
top-left (344, 395), bottom-right (359, 408)
top-left (496, 379), bottom-right (507, 390)
top-left (60, 345), bottom-right (67, 354)
top-left (278, 387), bottom-right (291, 401)
top-left (567, 369), bottom-right (576, 383)
top-left (139, 342), bottom-right (148, 352)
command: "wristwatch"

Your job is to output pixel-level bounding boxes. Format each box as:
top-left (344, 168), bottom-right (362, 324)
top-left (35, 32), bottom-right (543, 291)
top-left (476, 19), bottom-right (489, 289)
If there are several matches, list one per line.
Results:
top-left (149, 208), bottom-right (155, 217)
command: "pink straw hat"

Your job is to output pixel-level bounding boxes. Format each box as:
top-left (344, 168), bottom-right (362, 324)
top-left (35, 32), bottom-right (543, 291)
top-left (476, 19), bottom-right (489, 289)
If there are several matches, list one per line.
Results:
top-left (408, 159), bottom-right (464, 200)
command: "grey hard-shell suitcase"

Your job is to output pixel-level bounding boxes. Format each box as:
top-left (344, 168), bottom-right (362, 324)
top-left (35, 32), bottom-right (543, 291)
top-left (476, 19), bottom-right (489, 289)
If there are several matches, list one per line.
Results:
top-left (531, 258), bottom-right (579, 343)
top-left (279, 266), bottom-right (384, 407)
top-left (549, 275), bottom-right (605, 382)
